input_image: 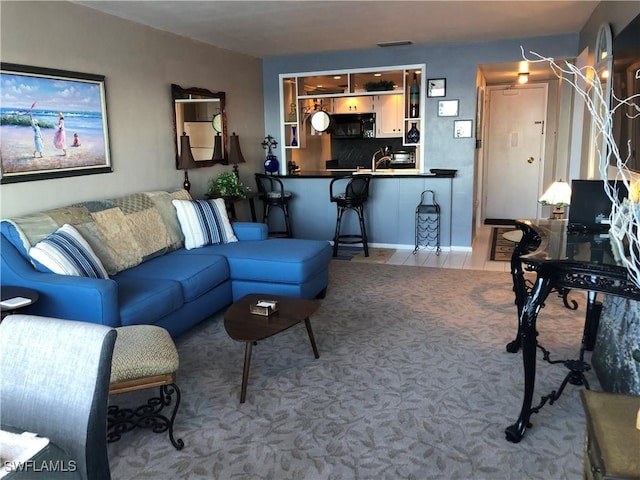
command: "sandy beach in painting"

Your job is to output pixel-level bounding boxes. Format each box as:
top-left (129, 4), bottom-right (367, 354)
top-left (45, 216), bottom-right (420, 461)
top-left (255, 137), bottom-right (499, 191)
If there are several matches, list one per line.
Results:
top-left (1, 124), bottom-right (106, 174)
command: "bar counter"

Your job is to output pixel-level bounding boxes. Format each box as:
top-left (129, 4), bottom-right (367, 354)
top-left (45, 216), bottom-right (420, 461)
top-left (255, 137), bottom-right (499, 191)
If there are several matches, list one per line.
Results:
top-left (261, 170), bottom-right (455, 248)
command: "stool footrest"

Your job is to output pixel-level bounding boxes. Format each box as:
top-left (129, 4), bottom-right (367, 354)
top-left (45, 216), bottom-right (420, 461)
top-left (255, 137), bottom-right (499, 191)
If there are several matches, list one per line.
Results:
top-left (108, 383), bottom-right (184, 450)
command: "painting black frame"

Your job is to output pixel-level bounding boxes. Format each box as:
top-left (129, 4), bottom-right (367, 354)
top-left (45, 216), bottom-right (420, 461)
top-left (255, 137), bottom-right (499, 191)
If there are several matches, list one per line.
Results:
top-left (0, 63), bottom-right (112, 184)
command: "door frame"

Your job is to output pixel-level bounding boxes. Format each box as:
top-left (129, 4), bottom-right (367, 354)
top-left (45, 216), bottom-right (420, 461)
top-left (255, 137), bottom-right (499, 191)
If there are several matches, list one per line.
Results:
top-left (480, 83), bottom-right (549, 223)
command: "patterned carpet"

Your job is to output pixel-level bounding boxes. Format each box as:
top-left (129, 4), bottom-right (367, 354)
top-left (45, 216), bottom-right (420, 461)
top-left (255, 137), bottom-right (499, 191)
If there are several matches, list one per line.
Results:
top-left (108, 262), bottom-right (591, 479)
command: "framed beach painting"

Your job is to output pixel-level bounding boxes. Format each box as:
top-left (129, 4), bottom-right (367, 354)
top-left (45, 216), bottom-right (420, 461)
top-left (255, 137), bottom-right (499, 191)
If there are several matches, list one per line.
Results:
top-left (0, 63), bottom-right (112, 184)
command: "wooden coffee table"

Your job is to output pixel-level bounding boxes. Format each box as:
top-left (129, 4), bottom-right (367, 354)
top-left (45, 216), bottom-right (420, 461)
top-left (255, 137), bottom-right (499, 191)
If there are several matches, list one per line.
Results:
top-left (224, 294), bottom-right (320, 403)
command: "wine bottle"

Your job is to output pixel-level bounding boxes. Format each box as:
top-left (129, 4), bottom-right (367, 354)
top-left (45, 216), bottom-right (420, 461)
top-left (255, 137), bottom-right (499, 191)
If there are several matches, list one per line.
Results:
top-left (409, 73), bottom-right (419, 118)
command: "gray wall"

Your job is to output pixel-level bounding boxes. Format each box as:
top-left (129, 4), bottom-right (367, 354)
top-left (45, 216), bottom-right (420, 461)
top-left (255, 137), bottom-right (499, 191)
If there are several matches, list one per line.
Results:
top-left (0, 1), bottom-right (264, 219)
top-left (263, 35), bottom-right (578, 247)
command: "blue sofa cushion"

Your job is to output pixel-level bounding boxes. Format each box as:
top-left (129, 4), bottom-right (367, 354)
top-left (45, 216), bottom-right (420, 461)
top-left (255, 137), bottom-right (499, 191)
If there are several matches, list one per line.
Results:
top-left (28, 224), bottom-right (109, 279)
top-left (172, 199), bottom-right (238, 249)
top-left (114, 276), bottom-right (183, 327)
top-left (115, 250), bottom-right (229, 302)
top-left (186, 239), bottom-right (332, 284)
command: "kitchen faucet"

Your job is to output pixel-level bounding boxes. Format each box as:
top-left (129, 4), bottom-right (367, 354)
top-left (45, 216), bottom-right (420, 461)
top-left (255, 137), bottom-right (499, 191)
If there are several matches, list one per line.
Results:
top-left (371, 146), bottom-right (392, 172)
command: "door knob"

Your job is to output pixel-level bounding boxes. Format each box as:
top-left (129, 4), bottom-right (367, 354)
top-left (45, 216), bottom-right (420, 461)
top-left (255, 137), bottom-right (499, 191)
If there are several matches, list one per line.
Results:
top-left (527, 157), bottom-right (535, 164)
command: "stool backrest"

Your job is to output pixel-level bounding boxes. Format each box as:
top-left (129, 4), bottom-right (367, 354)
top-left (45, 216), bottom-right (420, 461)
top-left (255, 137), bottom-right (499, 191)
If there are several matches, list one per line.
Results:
top-left (345, 175), bottom-right (371, 200)
top-left (255, 173), bottom-right (286, 198)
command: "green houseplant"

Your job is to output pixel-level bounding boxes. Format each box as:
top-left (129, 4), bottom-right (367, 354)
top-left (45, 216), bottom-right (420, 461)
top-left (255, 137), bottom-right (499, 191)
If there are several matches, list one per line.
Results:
top-left (207, 172), bottom-right (251, 199)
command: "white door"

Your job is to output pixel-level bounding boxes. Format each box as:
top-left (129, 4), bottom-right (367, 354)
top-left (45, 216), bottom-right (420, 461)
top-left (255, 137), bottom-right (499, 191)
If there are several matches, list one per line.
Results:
top-left (484, 85), bottom-right (547, 220)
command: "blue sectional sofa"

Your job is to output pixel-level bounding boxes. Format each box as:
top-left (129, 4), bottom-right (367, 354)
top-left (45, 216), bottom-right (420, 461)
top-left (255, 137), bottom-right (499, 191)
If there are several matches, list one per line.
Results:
top-left (1, 189), bottom-right (332, 337)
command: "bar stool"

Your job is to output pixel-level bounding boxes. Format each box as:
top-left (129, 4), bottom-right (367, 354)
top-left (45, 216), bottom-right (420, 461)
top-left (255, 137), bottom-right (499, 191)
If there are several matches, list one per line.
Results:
top-left (330, 175), bottom-right (372, 257)
top-left (255, 173), bottom-right (293, 237)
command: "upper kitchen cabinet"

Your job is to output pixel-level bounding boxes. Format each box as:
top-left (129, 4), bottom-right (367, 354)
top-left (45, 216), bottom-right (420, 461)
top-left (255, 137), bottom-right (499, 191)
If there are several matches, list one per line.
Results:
top-left (374, 94), bottom-right (403, 138)
top-left (333, 96), bottom-right (375, 114)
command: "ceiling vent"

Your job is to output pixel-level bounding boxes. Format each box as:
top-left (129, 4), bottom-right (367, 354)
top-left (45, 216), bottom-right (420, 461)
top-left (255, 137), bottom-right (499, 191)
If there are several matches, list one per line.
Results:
top-left (377, 40), bottom-right (413, 48)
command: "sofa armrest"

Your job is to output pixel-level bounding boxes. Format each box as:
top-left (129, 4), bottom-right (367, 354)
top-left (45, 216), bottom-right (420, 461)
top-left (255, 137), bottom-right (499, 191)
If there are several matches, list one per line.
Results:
top-left (233, 222), bottom-right (268, 241)
top-left (1, 236), bottom-right (120, 327)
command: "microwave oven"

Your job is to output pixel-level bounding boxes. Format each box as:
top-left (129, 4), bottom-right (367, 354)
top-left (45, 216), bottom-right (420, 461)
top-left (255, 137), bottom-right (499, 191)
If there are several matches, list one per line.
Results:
top-left (331, 113), bottom-right (375, 138)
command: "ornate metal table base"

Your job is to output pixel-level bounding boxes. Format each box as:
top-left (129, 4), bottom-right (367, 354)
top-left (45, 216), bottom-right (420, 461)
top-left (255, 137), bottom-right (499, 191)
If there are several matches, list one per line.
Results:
top-left (107, 383), bottom-right (184, 450)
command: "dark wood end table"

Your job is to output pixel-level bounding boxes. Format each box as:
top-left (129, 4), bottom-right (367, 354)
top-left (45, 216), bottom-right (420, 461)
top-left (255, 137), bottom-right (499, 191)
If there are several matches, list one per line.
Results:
top-left (224, 294), bottom-right (320, 403)
top-left (1, 286), bottom-right (39, 320)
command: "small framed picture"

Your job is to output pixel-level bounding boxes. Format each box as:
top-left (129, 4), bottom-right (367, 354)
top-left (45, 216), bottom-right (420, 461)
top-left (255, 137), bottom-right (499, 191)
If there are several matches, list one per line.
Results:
top-left (427, 78), bottom-right (446, 97)
top-left (438, 99), bottom-right (459, 117)
top-left (453, 119), bottom-right (473, 138)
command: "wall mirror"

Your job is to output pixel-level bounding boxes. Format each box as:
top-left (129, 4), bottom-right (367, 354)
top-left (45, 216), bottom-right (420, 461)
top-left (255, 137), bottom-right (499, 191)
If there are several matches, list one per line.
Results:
top-left (172, 84), bottom-right (227, 168)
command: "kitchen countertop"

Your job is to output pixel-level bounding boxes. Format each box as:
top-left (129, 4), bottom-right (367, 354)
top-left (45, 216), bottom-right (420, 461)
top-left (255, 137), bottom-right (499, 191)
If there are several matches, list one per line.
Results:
top-left (278, 170), bottom-right (456, 178)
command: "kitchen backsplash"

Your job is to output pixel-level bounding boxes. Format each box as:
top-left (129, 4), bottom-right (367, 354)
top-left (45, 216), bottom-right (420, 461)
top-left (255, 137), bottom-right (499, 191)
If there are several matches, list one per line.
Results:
top-left (330, 138), bottom-right (411, 169)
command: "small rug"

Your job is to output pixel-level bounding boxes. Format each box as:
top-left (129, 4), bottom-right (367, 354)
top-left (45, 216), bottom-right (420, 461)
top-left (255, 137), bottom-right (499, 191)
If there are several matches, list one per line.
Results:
top-left (351, 248), bottom-right (396, 264)
top-left (489, 226), bottom-right (518, 261)
top-left (333, 246), bottom-right (396, 264)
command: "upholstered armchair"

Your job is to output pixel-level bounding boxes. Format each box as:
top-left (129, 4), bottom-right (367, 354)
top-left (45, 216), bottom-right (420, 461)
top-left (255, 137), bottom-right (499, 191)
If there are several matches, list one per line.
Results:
top-left (0, 315), bottom-right (117, 480)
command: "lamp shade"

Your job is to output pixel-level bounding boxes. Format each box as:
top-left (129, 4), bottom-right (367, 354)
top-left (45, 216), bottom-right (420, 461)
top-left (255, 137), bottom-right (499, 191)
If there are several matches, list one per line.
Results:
top-left (539, 180), bottom-right (572, 207)
top-left (211, 132), bottom-right (225, 164)
top-left (228, 132), bottom-right (246, 166)
top-left (177, 132), bottom-right (198, 170)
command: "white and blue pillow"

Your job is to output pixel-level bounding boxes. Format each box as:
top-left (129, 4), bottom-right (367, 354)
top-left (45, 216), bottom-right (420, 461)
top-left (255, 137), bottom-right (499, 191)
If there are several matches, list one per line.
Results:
top-left (29, 224), bottom-right (109, 279)
top-left (172, 198), bottom-right (238, 250)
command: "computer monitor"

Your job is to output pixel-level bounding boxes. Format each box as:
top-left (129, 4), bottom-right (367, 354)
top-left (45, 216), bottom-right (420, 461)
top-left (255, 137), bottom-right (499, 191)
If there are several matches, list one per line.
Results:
top-left (567, 180), bottom-right (628, 232)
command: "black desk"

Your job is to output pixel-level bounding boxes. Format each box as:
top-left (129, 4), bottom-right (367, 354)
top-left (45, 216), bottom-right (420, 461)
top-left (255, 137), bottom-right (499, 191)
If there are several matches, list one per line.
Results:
top-left (504, 219), bottom-right (640, 443)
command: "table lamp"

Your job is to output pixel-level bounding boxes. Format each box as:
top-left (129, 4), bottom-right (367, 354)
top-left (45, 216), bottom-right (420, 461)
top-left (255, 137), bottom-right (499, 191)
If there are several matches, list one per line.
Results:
top-left (228, 132), bottom-right (245, 178)
top-left (539, 179), bottom-right (572, 219)
top-left (177, 132), bottom-right (198, 191)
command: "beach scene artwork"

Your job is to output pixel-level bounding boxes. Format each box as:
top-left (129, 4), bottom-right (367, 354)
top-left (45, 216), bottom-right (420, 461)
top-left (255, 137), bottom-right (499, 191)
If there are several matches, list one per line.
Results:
top-left (1, 64), bottom-right (111, 183)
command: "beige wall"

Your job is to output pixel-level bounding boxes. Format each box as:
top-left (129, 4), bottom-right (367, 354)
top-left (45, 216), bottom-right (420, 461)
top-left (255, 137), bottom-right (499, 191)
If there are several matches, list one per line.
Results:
top-left (0, 1), bottom-right (264, 218)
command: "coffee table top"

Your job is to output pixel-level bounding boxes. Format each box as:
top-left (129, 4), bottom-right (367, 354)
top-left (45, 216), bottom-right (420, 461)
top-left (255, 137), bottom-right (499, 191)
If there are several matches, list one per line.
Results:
top-left (224, 294), bottom-right (320, 343)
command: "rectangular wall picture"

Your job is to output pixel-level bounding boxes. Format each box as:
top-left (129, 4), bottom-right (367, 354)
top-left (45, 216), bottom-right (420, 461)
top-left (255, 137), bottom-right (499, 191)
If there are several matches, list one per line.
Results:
top-left (0, 63), bottom-right (112, 184)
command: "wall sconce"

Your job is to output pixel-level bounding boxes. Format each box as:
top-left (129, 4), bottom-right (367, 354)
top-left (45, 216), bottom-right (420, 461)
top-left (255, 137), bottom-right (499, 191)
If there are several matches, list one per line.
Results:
top-left (539, 179), bottom-right (572, 219)
top-left (211, 132), bottom-right (224, 165)
top-left (177, 132), bottom-right (198, 191)
top-left (228, 132), bottom-right (246, 177)
top-left (518, 72), bottom-right (530, 84)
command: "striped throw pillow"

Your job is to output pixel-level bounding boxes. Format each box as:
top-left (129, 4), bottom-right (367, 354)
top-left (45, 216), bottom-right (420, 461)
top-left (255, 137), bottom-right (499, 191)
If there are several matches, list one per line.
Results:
top-left (172, 198), bottom-right (238, 250)
top-left (29, 224), bottom-right (109, 279)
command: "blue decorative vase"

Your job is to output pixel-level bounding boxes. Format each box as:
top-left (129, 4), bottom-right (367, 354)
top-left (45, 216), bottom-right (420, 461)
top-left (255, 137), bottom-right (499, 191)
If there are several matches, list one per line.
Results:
top-left (291, 126), bottom-right (298, 147)
top-left (407, 122), bottom-right (420, 144)
top-left (264, 154), bottom-right (279, 174)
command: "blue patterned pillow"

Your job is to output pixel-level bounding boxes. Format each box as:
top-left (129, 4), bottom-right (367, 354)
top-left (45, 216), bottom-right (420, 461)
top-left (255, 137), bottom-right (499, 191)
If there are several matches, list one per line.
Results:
top-left (172, 198), bottom-right (238, 250)
top-left (29, 224), bottom-right (109, 279)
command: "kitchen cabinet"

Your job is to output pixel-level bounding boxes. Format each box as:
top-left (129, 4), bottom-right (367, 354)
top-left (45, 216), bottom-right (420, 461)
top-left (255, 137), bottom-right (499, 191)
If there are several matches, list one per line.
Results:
top-left (333, 96), bottom-right (374, 114)
top-left (374, 94), bottom-right (403, 138)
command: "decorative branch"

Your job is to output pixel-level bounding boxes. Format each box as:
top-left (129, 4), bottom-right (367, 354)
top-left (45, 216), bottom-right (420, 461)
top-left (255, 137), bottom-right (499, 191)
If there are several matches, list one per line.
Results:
top-left (523, 48), bottom-right (640, 287)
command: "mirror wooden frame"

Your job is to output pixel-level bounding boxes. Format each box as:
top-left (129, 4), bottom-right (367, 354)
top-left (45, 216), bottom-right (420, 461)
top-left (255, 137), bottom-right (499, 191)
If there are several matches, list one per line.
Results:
top-left (171, 84), bottom-right (227, 168)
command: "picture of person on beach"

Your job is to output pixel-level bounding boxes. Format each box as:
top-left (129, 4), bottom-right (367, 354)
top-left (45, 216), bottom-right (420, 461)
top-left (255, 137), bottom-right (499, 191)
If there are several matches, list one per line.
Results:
top-left (53, 112), bottom-right (66, 156)
top-left (29, 111), bottom-right (44, 158)
top-left (72, 133), bottom-right (81, 147)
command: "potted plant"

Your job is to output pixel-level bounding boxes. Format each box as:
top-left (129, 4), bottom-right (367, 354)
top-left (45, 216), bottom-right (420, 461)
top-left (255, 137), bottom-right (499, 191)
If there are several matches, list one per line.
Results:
top-left (207, 172), bottom-right (251, 199)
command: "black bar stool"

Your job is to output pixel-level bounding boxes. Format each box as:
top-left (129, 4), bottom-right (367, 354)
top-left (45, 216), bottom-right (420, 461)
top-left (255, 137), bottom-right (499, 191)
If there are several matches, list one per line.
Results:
top-left (255, 173), bottom-right (293, 237)
top-left (330, 175), bottom-right (372, 257)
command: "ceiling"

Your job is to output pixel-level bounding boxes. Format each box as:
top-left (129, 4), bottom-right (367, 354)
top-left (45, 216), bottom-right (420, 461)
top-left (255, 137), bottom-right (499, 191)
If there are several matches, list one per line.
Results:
top-left (73, 0), bottom-right (599, 83)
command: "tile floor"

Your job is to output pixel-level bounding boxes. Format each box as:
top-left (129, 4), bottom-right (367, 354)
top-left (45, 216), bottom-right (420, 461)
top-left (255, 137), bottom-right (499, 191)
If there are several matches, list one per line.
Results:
top-left (383, 224), bottom-right (512, 272)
